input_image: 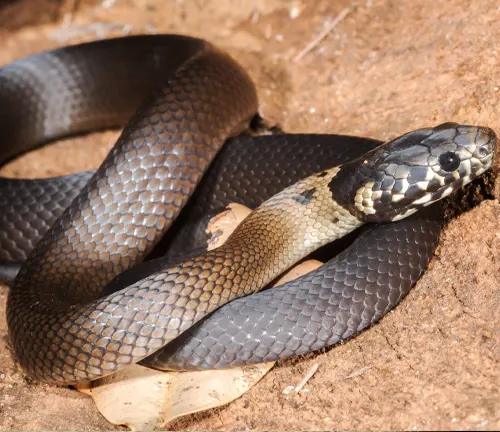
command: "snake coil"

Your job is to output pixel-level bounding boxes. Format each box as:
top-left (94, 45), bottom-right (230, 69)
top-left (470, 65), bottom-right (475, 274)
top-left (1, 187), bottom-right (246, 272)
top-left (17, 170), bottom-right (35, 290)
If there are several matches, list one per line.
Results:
top-left (0, 35), bottom-right (496, 385)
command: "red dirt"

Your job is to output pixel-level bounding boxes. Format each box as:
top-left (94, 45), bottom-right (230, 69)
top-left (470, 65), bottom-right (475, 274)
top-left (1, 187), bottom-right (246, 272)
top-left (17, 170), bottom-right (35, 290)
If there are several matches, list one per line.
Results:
top-left (0, 0), bottom-right (499, 430)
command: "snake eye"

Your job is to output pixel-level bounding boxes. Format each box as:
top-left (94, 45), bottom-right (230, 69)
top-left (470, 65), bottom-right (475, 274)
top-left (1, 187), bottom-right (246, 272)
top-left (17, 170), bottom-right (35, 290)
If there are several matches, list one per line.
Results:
top-left (438, 152), bottom-right (460, 172)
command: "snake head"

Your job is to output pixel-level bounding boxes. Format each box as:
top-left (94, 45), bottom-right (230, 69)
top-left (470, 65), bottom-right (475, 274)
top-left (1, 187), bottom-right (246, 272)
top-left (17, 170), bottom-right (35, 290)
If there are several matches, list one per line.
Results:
top-left (328, 123), bottom-right (497, 222)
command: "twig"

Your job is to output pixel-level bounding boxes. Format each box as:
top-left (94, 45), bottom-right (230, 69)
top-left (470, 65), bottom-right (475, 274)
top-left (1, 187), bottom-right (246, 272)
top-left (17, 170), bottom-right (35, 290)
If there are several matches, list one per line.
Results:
top-left (344, 366), bottom-right (371, 380)
top-left (101, 0), bottom-right (117, 8)
top-left (61, 0), bottom-right (79, 27)
top-left (282, 363), bottom-right (320, 394)
top-left (50, 22), bottom-right (133, 43)
top-left (292, 7), bottom-right (351, 63)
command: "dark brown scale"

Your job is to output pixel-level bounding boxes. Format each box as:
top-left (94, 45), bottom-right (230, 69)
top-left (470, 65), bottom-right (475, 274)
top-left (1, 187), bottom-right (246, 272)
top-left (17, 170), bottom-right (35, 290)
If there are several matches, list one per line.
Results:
top-left (293, 188), bottom-right (316, 205)
top-left (5, 35), bottom-right (258, 383)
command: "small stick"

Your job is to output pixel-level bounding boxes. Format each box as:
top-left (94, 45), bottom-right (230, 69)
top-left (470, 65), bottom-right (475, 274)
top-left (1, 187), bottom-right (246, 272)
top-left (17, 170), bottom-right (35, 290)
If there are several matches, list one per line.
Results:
top-left (292, 7), bottom-right (351, 63)
top-left (101, 0), bottom-right (117, 8)
top-left (283, 363), bottom-right (320, 394)
top-left (61, 0), bottom-right (79, 27)
top-left (344, 366), bottom-right (371, 380)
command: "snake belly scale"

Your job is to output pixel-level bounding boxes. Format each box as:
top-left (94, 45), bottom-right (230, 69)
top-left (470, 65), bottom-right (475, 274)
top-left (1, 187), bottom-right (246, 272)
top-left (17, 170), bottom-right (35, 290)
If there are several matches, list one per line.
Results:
top-left (2, 35), bottom-right (497, 385)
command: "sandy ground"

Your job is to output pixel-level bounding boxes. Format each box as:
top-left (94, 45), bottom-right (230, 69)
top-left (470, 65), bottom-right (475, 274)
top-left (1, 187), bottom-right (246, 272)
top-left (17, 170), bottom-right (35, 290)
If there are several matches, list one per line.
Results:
top-left (0, 0), bottom-right (499, 430)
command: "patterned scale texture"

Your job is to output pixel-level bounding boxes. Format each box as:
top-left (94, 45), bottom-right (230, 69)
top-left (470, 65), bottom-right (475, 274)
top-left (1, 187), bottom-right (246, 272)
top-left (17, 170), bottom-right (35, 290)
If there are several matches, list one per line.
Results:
top-left (0, 135), bottom-right (380, 271)
top-left (0, 35), bottom-right (210, 163)
top-left (6, 36), bottom-right (258, 384)
top-left (8, 157), bottom-right (361, 384)
top-left (0, 172), bottom-right (93, 262)
top-left (147, 213), bottom-right (441, 370)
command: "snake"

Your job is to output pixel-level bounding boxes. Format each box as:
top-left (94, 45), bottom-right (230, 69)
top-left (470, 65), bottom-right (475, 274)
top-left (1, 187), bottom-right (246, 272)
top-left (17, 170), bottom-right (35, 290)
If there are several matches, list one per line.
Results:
top-left (1, 35), bottom-right (496, 385)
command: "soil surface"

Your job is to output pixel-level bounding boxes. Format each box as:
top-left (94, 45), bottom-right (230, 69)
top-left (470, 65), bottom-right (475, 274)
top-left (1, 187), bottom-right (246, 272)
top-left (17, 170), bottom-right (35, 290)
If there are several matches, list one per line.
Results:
top-left (0, 0), bottom-right (499, 430)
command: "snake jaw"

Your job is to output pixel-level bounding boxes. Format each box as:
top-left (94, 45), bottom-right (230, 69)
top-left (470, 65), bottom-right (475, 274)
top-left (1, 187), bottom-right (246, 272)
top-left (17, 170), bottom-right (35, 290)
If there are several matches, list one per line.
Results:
top-left (329, 123), bottom-right (497, 223)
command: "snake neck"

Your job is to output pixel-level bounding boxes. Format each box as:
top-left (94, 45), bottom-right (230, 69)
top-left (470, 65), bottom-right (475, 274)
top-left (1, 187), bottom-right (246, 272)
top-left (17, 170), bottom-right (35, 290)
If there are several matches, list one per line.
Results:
top-left (220, 167), bottom-right (363, 291)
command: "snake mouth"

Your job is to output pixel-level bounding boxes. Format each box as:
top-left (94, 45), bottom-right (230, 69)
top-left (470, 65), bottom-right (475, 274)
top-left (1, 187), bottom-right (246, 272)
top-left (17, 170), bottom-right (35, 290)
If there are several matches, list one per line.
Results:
top-left (329, 123), bottom-right (498, 223)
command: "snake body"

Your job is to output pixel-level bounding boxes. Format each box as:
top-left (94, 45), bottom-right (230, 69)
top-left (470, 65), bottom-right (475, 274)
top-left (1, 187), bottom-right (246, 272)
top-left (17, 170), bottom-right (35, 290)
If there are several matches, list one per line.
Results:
top-left (1, 36), bottom-right (497, 385)
top-left (0, 134), bottom-right (382, 276)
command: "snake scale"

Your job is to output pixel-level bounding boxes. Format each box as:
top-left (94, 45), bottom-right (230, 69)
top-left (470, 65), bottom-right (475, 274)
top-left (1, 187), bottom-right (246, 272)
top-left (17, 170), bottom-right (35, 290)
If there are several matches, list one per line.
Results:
top-left (0, 35), bottom-right (496, 385)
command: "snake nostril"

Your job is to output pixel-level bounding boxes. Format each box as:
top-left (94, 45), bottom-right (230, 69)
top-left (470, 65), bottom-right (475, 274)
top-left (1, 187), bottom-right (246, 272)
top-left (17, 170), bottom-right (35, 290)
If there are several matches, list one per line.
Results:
top-left (476, 145), bottom-right (490, 158)
top-left (476, 128), bottom-right (496, 152)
